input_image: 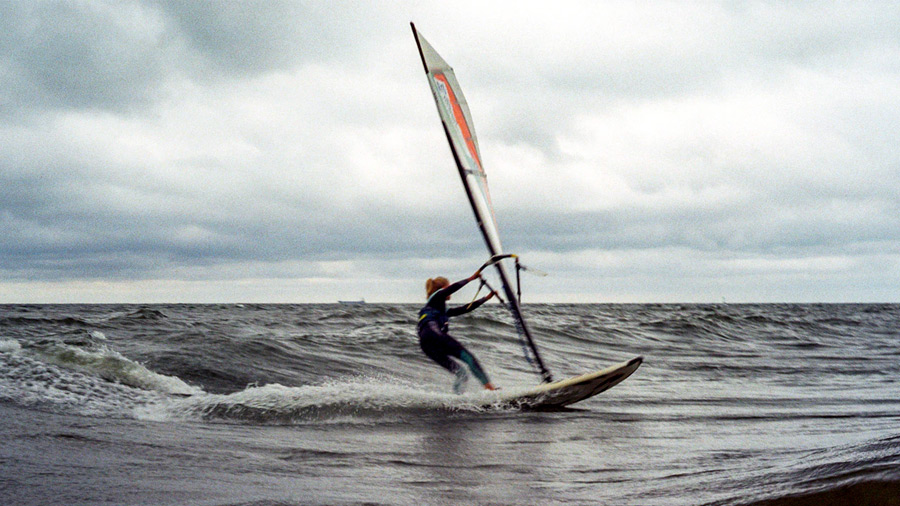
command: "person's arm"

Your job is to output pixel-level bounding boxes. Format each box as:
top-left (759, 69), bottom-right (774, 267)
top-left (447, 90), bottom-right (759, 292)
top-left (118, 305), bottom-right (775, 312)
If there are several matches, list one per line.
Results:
top-left (447, 290), bottom-right (496, 317)
top-left (431, 270), bottom-right (482, 302)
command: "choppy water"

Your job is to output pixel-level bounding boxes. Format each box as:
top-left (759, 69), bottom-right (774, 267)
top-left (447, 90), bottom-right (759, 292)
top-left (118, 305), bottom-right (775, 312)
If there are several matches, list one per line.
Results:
top-left (1, 303), bottom-right (898, 505)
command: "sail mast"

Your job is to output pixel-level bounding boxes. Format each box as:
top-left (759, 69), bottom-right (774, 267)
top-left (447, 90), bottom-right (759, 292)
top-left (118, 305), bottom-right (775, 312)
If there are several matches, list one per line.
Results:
top-left (411, 22), bottom-right (552, 383)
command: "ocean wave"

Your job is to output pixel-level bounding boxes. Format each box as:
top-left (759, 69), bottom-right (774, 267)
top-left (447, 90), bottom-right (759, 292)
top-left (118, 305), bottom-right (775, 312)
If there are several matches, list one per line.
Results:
top-left (102, 307), bottom-right (169, 322)
top-left (0, 315), bottom-right (92, 327)
top-left (725, 432), bottom-right (900, 506)
top-left (26, 341), bottom-right (202, 396)
top-left (3, 303), bottom-right (899, 506)
top-left (734, 479), bottom-right (900, 506)
top-left (0, 351), bottom-right (162, 417)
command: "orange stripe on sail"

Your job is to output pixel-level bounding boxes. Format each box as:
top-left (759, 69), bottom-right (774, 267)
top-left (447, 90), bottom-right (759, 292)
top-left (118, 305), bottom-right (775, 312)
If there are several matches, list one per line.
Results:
top-left (434, 73), bottom-right (482, 171)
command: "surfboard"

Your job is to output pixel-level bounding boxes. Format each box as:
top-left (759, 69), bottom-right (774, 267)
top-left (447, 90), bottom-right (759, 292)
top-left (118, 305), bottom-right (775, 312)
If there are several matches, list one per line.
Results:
top-left (487, 357), bottom-right (643, 409)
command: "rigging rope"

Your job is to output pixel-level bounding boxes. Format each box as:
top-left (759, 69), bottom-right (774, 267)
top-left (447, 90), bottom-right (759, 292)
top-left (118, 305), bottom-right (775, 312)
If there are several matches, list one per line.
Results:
top-left (465, 276), bottom-right (486, 311)
top-left (478, 264), bottom-right (538, 372)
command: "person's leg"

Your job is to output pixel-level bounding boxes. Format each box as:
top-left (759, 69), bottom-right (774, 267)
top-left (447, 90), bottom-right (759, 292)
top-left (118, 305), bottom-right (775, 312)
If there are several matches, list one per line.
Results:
top-left (456, 348), bottom-right (491, 386)
top-left (420, 322), bottom-right (492, 388)
top-left (419, 322), bottom-right (462, 374)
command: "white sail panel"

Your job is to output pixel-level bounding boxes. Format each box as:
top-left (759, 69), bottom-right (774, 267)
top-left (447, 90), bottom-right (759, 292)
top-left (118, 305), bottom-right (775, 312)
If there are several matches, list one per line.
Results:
top-left (413, 29), bottom-right (503, 256)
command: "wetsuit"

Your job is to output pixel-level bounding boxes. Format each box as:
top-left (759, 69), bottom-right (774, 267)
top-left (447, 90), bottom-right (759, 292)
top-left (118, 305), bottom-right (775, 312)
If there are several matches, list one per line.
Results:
top-left (417, 278), bottom-right (492, 391)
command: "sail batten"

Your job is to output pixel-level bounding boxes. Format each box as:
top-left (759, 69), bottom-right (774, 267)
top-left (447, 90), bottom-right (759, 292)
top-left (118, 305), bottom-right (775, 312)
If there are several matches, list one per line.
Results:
top-left (411, 23), bottom-right (552, 383)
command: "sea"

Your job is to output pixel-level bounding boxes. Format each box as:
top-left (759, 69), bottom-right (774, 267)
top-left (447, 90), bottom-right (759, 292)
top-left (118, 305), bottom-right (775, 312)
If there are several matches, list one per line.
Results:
top-left (1, 303), bottom-right (898, 506)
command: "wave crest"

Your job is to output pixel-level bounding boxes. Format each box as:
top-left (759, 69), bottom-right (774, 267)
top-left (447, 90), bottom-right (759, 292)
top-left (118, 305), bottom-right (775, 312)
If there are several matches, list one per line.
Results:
top-left (29, 341), bottom-right (201, 396)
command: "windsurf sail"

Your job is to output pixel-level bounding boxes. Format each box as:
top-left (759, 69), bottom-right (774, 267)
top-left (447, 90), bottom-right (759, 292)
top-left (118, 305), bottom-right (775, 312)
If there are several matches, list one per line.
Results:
top-left (411, 23), bottom-right (553, 383)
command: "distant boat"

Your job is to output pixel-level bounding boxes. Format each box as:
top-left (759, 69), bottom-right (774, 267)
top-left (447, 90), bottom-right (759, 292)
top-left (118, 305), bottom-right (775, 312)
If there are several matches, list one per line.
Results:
top-left (338, 299), bottom-right (366, 305)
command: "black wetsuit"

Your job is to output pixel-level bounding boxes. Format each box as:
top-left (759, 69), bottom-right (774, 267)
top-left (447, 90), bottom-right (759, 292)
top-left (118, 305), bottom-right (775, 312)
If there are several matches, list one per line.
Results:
top-left (417, 278), bottom-right (492, 386)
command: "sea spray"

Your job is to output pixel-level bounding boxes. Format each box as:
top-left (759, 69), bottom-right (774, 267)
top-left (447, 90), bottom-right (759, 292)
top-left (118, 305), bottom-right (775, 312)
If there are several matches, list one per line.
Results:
top-left (162, 376), bottom-right (512, 423)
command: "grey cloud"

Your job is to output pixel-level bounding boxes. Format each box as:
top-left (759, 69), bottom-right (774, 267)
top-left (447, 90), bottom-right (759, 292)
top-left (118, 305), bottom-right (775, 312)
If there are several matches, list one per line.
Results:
top-left (2, 2), bottom-right (900, 302)
top-left (0, 1), bottom-right (169, 115)
top-left (151, 0), bottom-right (381, 75)
top-left (0, 147), bottom-right (479, 282)
top-left (467, 3), bottom-right (900, 156)
top-left (0, 1), bottom-right (388, 117)
top-left (499, 189), bottom-right (900, 258)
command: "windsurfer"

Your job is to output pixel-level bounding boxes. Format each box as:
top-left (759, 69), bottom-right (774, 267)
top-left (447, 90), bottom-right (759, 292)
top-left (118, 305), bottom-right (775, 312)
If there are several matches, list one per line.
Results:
top-left (417, 270), bottom-right (498, 393)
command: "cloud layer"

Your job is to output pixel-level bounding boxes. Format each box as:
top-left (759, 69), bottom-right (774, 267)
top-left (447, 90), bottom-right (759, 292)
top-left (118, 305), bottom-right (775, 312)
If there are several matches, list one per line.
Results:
top-left (2, 1), bottom-right (899, 302)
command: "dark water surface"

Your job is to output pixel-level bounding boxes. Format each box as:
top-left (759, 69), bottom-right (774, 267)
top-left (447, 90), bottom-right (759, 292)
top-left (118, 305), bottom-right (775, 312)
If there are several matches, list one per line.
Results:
top-left (1, 303), bottom-right (898, 505)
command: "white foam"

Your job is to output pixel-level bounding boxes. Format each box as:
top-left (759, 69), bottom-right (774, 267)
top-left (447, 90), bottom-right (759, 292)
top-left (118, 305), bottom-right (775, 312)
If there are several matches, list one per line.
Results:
top-left (159, 376), bottom-right (511, 423)
top-left (0, 338), bottom-right (21, 353)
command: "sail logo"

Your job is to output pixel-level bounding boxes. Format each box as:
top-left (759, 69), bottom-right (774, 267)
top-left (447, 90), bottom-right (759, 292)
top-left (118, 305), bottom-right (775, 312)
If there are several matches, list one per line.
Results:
top-left (432, 76), bottom-right (453, 117)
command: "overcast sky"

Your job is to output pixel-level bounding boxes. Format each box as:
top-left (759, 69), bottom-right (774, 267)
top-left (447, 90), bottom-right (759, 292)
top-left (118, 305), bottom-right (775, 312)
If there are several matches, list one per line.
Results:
top-left (2, 1), bottom-right (899, 303)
